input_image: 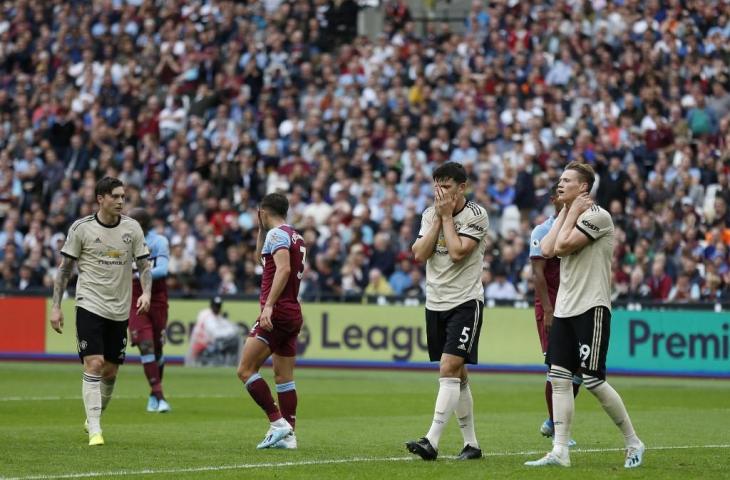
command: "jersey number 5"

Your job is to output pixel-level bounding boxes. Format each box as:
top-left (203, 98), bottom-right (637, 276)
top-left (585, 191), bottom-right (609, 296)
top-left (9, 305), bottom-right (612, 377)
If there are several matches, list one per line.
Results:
top-left (297, 245), bottom-right (307, 280)
top-left (459, 327), bottom-right (471, 344)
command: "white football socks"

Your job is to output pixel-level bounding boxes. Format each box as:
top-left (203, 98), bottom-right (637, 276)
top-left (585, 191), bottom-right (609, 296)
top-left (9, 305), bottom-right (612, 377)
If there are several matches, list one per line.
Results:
top-left (425, 377), bottom-right (461, 450)
top-left (550, 366), bottom-right (574, 458)
top-left (584, 377), bottom-right (641, 447)
top-left (82, 373), bottom-right (102, 435)
top-left (101, 377), bottom-right (116, 411)
top-left (455, 380), bottom-right (479, 448)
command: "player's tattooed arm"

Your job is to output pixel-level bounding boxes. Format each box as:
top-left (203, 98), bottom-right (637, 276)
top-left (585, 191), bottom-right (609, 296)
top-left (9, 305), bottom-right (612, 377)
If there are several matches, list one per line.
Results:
top-left (136, 257), bottom-right (152, 297)
top-left (50, 255), bottom-right (75, 334)
top-left (52, 256), bottom-right (75, 308)
top-left (135, 257), bottom-right (152, 315)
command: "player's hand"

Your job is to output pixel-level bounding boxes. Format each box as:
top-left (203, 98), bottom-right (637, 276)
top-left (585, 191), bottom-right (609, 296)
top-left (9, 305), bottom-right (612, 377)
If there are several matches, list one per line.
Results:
top-left (50, 306), bottom-right (64, 334)
top-left (570, 193), bottom-right (593, 215)
top-left (257, 305), bottom-right (273, 332)
top-left (434, 186), bottom-right (455, 218)
top-left (543, 309), bottom-right (554, 333)
top-left (136, 293), bottom-right (151, 315)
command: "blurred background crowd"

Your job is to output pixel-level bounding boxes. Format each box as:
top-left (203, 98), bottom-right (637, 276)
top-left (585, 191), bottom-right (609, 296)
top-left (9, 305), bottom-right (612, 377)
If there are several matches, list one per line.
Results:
top-left (0, 0), bottom-right (729, 303)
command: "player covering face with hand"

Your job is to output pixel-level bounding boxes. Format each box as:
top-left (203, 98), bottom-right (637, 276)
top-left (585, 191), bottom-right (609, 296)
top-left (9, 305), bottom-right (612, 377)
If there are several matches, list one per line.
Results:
top-left (406, 162), bottom-right (490, 461)
top-left (525, 162), bottom-right (645, 469)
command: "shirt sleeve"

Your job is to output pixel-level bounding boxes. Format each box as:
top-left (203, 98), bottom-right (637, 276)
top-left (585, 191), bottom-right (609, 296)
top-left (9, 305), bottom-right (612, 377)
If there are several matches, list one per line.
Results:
top-left (263, 227), bottom-right (291, 255)
top-left (529, 225), bottom-right (546, 258)
top-left (417, 207), bottom-right (435, 238)
top-left (61, 225), bottom-right (82, 259)
top-left (133, 223), bottom-right (150, 260)
top-left (458, 210), bottom-right (489, 243)
top-left (576, 207), bottom-right (613, 241)
top-left (150, 236), bottom-right (170, 280)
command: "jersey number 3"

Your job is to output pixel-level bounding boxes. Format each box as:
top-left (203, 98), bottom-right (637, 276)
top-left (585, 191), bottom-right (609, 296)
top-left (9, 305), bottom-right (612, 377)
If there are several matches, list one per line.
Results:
top-left (297, 245), bottom-right (307, 280)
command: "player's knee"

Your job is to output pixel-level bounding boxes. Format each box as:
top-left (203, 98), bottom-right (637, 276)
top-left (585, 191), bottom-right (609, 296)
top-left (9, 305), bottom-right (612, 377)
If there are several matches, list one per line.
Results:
top-left (548, 366), bottom-right (573, 391)
top-left (138, 340), bottom-right (154, 356)
top-left (439, 360), bottom-right (462, 378)
top-left (84, 356), bottom-right (104, 374)
top-left (101, 362), bottom-right (119, 379)
top-left (274, 373), bottom-right (293, 384)
top-left (237, 366), bottom-right (255, 384)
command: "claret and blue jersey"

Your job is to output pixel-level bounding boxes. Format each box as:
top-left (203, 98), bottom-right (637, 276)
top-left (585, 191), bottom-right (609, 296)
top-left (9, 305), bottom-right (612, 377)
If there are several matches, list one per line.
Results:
top-left (261, 225), bottom-right (305, 322)
top-left (133, 229), bottom-right (169, 303)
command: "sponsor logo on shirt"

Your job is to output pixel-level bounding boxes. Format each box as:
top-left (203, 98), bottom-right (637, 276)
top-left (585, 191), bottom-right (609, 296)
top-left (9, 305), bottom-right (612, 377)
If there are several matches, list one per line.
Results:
top-left (581, 219), bottom-right (599, 232)
top-left (97, 247), bottom-right (128, 265)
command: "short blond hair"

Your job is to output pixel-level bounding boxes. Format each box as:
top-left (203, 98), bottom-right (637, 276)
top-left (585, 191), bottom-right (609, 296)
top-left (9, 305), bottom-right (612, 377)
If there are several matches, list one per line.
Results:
top-left (565, 161), bottom-right (595, 191)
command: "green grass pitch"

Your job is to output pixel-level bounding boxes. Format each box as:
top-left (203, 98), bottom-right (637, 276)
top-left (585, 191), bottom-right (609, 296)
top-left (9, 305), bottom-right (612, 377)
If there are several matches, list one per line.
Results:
top-left (1, 362), bottom-right (729, 479)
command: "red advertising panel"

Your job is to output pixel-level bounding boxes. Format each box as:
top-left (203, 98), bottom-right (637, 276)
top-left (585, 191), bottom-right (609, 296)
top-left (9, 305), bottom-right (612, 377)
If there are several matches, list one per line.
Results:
top-left (0, 297), bottom-right (46, 353)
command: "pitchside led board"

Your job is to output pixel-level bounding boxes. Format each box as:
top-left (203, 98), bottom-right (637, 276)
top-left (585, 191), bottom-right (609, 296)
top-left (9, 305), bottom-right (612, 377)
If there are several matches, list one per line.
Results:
top-left (0, 297), bottom-right (727, 378)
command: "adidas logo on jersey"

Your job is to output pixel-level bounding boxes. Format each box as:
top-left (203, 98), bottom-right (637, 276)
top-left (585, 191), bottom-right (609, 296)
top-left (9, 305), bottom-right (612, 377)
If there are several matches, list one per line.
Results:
top-left (457, 344), bottom-right (467, 351)
top-left (94, 238), bottom-right (102, 243)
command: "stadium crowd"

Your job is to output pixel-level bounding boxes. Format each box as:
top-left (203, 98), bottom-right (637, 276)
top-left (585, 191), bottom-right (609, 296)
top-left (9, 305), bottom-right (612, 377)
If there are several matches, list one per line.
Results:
top-left (0, 0), bottom-right (729, 303)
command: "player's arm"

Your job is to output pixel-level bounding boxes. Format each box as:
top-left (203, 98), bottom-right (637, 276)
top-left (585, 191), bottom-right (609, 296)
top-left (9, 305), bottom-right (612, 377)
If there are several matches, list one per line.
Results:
top-left (554, 194), bottom-right (593, 257)
top-left (131, 221), bottom-right (152, 313)
top-left (150, 238), bottom-right (169, 280)
top-left (540, 208), bottom-right (567, 258)
top-left (258, 248), bottom-right (291, 331)
top-left (531, 258), bottom-right (554, 329)
top-left (255, 209), bottom-right (266, 266)
top-left (50, 254), bottom-right (76, 334)
top-left (440, 216), bottom-right (479, 263)
top-left (412, 212), bottom-right (441, 262)
top-left (151, 255), bottom-right (169, 279)
top-left (135, 257), bottom-right (152, 314)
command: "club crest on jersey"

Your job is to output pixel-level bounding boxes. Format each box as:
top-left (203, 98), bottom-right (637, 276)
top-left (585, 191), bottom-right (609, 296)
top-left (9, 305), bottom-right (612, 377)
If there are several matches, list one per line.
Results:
top-left (122, 233), bottom-right (132, 244)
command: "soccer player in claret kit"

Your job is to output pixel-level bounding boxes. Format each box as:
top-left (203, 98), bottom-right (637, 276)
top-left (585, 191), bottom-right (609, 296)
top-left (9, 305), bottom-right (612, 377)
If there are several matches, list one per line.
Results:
top-left (237, 193), bottom-right (305, 450)
top-left (50, 177), bottom-right (151, 446)
top-left (529, 184), bottom-right (581, 443)
top-left (128, 208), bottom-right (171, 413)
top-left (525, 162), bottom-right (645, 468)
top-left (406, 162), bottom-right (490, 461)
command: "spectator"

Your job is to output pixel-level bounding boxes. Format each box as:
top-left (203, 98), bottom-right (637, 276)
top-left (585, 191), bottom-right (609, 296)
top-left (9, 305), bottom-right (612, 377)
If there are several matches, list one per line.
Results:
top-left (668, 273), bottom-right (701, 303)
top-left (364, 268), bottom-right (394, 296)
top-left (389, 255), bottom-right (413, 296)
top-left (0, 0), bottom-right (726, 306)
top-left (485, 268), bottom-right (519, 301)
top-left (369, 232), bottom-right (396, 277)
top-left (646, 258), bottom-right (673, 301)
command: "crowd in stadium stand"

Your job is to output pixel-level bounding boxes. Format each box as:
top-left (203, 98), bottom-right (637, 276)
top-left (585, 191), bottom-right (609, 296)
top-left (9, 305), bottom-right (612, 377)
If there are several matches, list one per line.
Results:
top-left (0, 0), bottom-right (728, 304)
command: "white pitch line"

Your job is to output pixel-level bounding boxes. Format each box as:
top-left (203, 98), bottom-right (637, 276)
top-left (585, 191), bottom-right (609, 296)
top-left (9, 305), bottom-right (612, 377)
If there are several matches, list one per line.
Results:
top-left (0, 394), bottom-right (238, 402)
top-left (2, 444), bottom-right (729, 480)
